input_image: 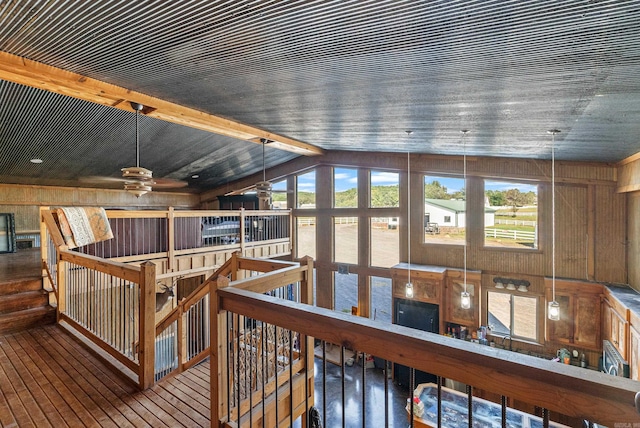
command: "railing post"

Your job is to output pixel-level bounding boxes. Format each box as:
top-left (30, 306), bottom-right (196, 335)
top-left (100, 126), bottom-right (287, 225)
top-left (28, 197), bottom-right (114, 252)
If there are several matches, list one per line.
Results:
top-left (240, 208), bottom-right (246, 256)
top-left (211, 274), bottom-right (230, 428)
top-left (56, 252), bottom-right (66, 321)
top-left (167, 207), bottom-right (175, 271)
top-left (139, 261), bottom-right (156, 389)
top-left (178, 300), bottom-right (185, 373)
top-left (299, 256), bottom-right (315, 426)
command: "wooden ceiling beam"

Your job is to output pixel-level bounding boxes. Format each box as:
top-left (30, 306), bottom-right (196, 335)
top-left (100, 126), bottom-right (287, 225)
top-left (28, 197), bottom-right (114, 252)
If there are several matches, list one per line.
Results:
top-left (0, 51), bottom-right (323, 156)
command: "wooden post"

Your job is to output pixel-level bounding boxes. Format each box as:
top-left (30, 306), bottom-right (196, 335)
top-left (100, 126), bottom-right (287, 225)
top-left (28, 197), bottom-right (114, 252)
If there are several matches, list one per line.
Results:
top-left (299, 256), bottom-right (315, 427)
top-left (139, 261), bottom-right (156, 389)
top-left (178, 301), bottom-right (185, 373)
top-left (239, 208), bottom-right (246, 257)
top-left (211, 274), bottom-right (230, 427)
top-left (167, 207), bottom-right (175, 271)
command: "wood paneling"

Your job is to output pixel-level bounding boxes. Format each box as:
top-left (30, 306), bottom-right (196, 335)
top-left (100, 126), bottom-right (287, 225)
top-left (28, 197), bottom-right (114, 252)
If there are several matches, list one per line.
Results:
top-left (595, 185), bottom-right (626, 283)
top-left (627, 192), bottom-right (640, 292)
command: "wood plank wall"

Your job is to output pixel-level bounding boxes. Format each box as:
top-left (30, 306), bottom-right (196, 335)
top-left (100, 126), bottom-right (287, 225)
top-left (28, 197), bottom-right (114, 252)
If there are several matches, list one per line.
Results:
top-left (618, 157), bottom-right (640, 291)
top-left (0, 183), bottom-right (200, 233)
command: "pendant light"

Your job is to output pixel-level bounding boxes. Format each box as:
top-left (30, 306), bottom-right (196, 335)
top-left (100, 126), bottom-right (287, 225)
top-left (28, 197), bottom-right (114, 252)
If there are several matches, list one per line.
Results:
top-left (405, 131), bottom-right (414, 299)
top-left (547, 129), bottom-right (561, 321)
top-left (460, 130), bottom-right (471, 309)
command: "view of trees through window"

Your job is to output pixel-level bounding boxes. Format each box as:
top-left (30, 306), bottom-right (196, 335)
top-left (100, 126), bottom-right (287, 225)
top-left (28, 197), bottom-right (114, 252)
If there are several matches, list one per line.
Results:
top-left (296, 170), bottom-right (316, 208)
top-left (484, 180), bottom-right (538, 249)
top-left (424, 176), bottom-right (465, 245)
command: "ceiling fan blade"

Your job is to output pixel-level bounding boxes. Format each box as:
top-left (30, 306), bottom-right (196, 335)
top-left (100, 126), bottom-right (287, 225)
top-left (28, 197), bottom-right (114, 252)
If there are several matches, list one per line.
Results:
top-left (225, 184), bottom-right (257, 196)
top-left (149, 178), bottom-right (188, 188)
top-left (79, 175), bottom-right (130, 184)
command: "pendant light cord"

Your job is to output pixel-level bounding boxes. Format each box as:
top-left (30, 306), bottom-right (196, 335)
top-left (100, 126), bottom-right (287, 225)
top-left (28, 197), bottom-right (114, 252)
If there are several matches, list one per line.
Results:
top-left (407, 150), bottom-right (411, 283)
top-left (135, 109), bottom-right (140, 168)
top-left (462, 132), bottom-right (467, 291)
top-left (551, 133), bottom-right (556, 301)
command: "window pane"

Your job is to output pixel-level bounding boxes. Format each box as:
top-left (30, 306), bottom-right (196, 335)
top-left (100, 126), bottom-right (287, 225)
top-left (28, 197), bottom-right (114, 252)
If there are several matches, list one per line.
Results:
top-left (370, 218), bottom-right (399, 268)
top-left (334, 272), bottom-right (358, 314)
top-left (370, 171), bottom-right (399, 208)
top-left (371, 276), bottom-right (392, 323)
top-left (334, 217), bottom-right (358, 264)
top-left (296, 217), bottom-right (316, 259)
top-left (487, 291), bottom-right (511, 335)
top-left (271, 180), bottom-right (288, 209)
top-left (484, 180), bottom-right (538, 249)
top-left (424, 176), bottom-right (465, 245)
top-left (513, 295), bottom-right (537, 340)
top-left (334, 167), bottom-right (357, 208)
top-left (297, 170), bottom-right (316, 208)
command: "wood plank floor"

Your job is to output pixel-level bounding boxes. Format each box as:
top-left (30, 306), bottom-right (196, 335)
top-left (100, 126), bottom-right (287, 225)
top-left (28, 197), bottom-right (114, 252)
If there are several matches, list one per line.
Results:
top-left (0, 325), bottom-right (210, 427)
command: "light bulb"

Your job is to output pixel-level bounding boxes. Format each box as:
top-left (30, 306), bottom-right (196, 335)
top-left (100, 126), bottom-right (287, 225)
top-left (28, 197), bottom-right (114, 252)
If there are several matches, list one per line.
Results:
top-left (494, 281), bottom-right (504, 289)
top-left (460, 290), bottom-right (471, 309)
top-left (548, 301), bottom-right (560, 320)
top-left (405, 282), bottom-right (414, 299)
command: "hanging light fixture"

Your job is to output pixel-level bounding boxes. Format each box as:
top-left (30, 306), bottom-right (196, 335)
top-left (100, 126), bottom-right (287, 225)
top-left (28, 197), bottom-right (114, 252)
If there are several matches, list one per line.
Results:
top-left (460, 130), bottom-right (471, 309)
top-left (548, 129), bottom-right (561, 321)
top-left (405, 131), bottom-right (414, 298)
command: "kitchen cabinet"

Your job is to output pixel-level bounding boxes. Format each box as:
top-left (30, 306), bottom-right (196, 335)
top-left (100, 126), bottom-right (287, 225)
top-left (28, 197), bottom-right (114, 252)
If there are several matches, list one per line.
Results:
top-left (603, 290), bottom-right (629, 360)
top-left (629, 319), bottom-right (640, 381)
top-left (391, 263), bottom-right (445, 305)
top-left (545, 279), bottom-right (602, 351)
top-left (444, 269), bottom-right (481, 330)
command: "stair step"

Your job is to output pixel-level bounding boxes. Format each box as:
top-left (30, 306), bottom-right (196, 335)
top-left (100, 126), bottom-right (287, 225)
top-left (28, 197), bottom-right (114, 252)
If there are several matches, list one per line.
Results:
top-left (0, 290), bottom-right (49, 314)
top-left (0, 277), bottom-right (43, 296)
top-left (0, 306), bottom-right (56, 335)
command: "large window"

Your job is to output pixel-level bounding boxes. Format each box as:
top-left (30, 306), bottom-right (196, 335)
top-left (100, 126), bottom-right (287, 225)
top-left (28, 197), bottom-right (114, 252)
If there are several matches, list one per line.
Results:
top-left (487, 291), bottom-right (538, 342)
top-left (297, 170), bottom-right (316, 208)
top-left (334, 217), bottom-right (358, 264)
top-left (370, 170), bottom-right (399, 208)
top-left (271, 180), bottom-right (288, 209)
top-left (424, 175), bottom-right (465, 245)
top-left (296, 217), bottom-right (316, 259)
top-left (484, 180), bottom-right (538, 249)
top-left (334, 272), bottom-right (358, 314)
top-left (370, 217), bottom-right (399, 268)
top-left (370, 276), bottom-right (392, 323)
top-left (334, 167), bottom-right (357, 208)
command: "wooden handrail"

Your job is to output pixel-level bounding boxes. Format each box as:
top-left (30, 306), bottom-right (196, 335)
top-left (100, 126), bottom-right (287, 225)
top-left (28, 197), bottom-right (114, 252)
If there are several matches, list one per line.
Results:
top-left (218, 286), bottom-right (640, 427)
top-left (59, 249), bottom-right (141, 283)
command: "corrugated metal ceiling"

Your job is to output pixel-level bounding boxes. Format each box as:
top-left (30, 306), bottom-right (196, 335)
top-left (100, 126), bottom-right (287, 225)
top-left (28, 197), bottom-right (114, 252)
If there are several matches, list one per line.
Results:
top-left (1, 0), bottom-right (639, 191)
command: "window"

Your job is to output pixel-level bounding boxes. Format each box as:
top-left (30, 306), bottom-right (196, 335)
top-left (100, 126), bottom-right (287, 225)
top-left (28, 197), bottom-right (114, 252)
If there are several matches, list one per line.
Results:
top-left (370, 276), bottom-right (392, 323)
top-left (296, 217), bottom-right (316, 259)
top-left (424, 175), bottom-right (465, 244)
top-left (487, 291), bottom-right (538, 342)
top-left (334, 167), bottom-right (357, 208)
top-left (271, 180), bottom-right (288, 209)
top-left (334, 271), bottom-right (358, 314)
top-left (484, 180), bottom-right (538, 249)
top-left (370, 170), bottom-right (399, 208)
top-left (296, 170), bottom-right (316, 208)
top-left (370, 218), bottom-right (399, 268)
top-left (334, 217), bottom-right (358, 264)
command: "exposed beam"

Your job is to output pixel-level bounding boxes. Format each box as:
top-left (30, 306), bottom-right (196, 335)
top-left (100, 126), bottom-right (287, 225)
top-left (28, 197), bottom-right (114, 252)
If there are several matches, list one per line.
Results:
top-left (0, 51), bottom-right (323, 156)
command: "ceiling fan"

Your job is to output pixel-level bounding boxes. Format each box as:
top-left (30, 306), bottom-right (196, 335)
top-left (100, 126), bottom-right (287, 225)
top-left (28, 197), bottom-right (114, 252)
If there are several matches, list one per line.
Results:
top-left (225, 138), bottom-right (289, 209)
top-left (81, 102), bottom-right (187, 197)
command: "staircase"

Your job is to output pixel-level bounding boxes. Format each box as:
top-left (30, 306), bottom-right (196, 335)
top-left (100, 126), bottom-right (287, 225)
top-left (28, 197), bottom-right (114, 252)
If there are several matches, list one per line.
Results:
top-left (0, 275), bottom-right (56, 334)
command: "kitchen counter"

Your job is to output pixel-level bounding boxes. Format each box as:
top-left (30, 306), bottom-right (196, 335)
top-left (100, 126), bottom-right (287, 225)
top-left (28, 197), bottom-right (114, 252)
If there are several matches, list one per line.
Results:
top-left (410, 383), bottom-right (570, 428)
top-left (605, 282), bottom-right (640, 315)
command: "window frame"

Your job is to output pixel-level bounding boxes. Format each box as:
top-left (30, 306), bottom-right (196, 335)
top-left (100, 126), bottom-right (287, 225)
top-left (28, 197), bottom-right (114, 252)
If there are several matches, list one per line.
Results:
top-left (485, 289), bottom-right (542, 344)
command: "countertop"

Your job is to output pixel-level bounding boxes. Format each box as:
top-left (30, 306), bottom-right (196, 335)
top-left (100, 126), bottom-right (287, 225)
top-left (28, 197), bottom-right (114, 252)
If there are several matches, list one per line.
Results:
top-left (605, 282), bottom-right (640, 315)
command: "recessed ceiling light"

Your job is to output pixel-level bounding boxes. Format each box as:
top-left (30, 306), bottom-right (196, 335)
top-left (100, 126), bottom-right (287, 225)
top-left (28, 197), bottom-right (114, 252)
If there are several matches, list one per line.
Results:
top-left (191, 174), bottom-right (199, 179)
top-left (30, 158), bottom-right (43, 164)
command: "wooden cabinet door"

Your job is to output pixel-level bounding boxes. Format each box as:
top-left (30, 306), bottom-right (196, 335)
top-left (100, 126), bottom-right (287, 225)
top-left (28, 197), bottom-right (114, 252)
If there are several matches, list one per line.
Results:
top-left (573, 293), bottom-right (601, 350)
top-left (611, 309), bottom-right (628, 359)
top-left (546, 291), bottom-right (573, 345)
top-left (446, 278), bottom-right (478, 327)
top-left (630, 326), bottom-right (640, 381)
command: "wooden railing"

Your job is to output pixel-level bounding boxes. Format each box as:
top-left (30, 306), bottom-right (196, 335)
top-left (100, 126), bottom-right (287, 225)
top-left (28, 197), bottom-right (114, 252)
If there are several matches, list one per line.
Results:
top-left (210, 255), bottom-right (315, 427)
top-left (214, 280), bottom-right (640, 427)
